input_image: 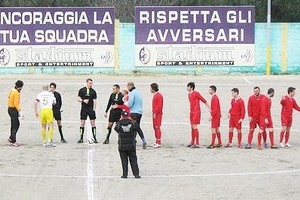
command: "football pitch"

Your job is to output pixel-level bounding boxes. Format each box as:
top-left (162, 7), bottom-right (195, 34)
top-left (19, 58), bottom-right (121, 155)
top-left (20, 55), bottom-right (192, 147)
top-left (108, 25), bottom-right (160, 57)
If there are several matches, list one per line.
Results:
top-left (0, 74), bottom-right (299, 200)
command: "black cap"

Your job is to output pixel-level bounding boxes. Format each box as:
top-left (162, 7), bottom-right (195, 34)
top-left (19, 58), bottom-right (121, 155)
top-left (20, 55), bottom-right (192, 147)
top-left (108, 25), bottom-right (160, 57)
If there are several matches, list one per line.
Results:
top-left (121, 111), bottom-right (129, 117)
top-left (15, 80), bottom-right (24, 88)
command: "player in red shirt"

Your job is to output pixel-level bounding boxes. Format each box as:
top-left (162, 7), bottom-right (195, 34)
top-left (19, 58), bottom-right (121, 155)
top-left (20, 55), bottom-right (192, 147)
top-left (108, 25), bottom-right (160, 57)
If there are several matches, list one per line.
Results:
top-left (207, 85), bottom-right (222, 149)
top-left (150, 83), bottom-right (164, 148)
top-left (245, 86), bottom-right (267, 149)
top-left (258, 88), bottom-right (277, 149)
top-left (226, 88), bottom-right (245, 148)
top-left (186, 82), bottom-right (210, 148)
top-left (279, 87), bottom-right (300, 148)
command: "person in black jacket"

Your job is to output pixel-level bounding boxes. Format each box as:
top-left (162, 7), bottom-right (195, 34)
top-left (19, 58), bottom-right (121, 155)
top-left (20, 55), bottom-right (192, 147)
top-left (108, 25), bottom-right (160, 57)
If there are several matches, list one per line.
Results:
top-left (114, 111), bottom-right (146, 179)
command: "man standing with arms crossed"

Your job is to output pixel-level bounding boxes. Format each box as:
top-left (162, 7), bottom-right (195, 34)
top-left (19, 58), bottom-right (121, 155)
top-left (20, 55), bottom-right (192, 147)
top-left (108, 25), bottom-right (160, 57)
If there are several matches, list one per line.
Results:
top-left (77, 78), bottom-right (98, 143)
top-left (207, 85), bottom-right (222, 149)
top-left (50, 82), bottom-right (67, 143)
top-left (8, 80), bottom-right (24, 147)
top-left (279, 87), bottom-right (300, 148)
top-left (34, 85), bottom-right (56, 147)
top-left (150, 83), bottom-right (164, 148)
top-left (186, 82), bottom-right (210, 148)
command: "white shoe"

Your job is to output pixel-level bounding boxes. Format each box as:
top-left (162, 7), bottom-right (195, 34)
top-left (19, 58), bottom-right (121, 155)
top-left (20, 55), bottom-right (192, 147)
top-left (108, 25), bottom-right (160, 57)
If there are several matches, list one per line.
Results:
top-left (152, 143), bottom-right (161, 148)
top-left (43, 142), bottom-right (47, 147)
top-left (47, 142), bottom-right (56, 147)
top-left (285, 143), bottom-right (292, 148)
top-left (279, 143), bottom-right (285, 148)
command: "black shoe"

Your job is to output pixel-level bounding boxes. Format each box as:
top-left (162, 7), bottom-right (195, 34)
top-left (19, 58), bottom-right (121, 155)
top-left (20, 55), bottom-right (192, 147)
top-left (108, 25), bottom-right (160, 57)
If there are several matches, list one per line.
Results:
top-left (61, 139), bottom-right (67, 143)
top-left (93, 139), bottom-right (98, 144)
top-left (103, 139), bottom-right (109, 144)
top-left (77, 139), bottom-right (83, 143)
top-left (121, 175), bottom-right (127, 179)
top-left (207, 144), bottom-right (214, 149)
top-left (135, 175), bottom-right (141, 179)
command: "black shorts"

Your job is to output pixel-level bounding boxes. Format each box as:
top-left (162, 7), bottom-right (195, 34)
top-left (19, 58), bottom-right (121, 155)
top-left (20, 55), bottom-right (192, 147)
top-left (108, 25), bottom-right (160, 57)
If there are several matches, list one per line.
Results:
top-left (109, 109), bottom-right (122, 123)
top-left (80, 107), bottom-right (96, 120)
top-left (53, 109), bottom-right (62, 121)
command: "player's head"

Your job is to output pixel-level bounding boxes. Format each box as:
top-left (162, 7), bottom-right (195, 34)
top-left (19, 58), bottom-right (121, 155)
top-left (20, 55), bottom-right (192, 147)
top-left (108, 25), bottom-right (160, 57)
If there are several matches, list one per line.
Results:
top-left (187, 82), bottom-right (195, 91)
top-left (267, 88), bottom-right (275, 97)
top-left (127, 82), bottom-right (135, 91)
top-left (42, 84), bottom-right (49, 91)
top-left (50, 82), bottom-right (57, 92)
top-left (287, 87), bottom-right (296, 97)
top-left (15, 80), bottom-right (24, 91)
top-left (86, 78), bottom-right (93, 89)
top-left (209, 85), bottom-right (217, 95)
top-left (253, 86), bottom-right (260, 96)
top-left (122, 89), bottom-right (129, 96)
top-left (121, 111), bottom-right (129, 119)
top-left (150, 83), bottom-right (159, 93)
top-left (231, 88), bottom-right (239, 97)
top-left (112, 84), bottom-right (120, 94)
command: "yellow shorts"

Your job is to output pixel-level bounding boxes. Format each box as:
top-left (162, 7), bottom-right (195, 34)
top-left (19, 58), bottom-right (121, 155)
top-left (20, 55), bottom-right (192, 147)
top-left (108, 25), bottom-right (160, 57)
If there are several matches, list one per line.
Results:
top-left (40, 108), bottom-right (54, 124)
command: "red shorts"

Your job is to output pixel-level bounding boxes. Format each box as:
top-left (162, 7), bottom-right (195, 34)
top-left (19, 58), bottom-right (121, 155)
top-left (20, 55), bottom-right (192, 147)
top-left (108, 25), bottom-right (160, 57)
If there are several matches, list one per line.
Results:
top-left (153, 113), bottom-right (162, 126)
top-left (249, 117), bottom-right (260, 129)
top-left (259, 116), bottom-right (273, 129)
top-left (281, 115), bottom-right (292, 127)
top-left (211, 117), bottom-right (221, 128)
top-left (229, 117), bottom-right (242, 130)
top-left (190, 110), bottom-right (200, 124)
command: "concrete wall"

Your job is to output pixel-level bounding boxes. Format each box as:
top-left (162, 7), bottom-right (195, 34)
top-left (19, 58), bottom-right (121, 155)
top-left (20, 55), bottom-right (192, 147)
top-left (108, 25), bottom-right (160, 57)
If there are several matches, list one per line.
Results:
top-left (1, 23), bottom-right (299, 75)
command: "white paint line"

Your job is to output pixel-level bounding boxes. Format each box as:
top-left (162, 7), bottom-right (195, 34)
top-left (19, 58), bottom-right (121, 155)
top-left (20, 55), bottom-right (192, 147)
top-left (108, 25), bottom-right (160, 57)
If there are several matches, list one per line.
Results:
top-left (87, 149), bottom-right (94, 200)
top-left (0, 169), bottom-right (299, 179)
top-left (243, 77), bottom-right (254, 84)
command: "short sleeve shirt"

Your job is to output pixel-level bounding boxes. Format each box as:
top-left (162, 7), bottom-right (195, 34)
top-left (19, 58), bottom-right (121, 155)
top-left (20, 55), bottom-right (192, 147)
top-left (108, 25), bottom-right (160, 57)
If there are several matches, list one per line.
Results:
top-left (78, 87), bottom-right (97, 108)
top-left (36, 91), bottom-right (56, 109)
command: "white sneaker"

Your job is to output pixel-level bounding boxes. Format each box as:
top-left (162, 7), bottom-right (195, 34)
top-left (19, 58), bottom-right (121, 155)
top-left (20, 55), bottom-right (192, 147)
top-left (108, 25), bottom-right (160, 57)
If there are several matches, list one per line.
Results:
top-left (279, 143), bottom-right (285, 148)
top-left (43, 142), bottom-right (47, 147)
top-left (152, 143), bottom-right (161, 148)
top-left (285, 143), bottom-right (292, 148)
top-left (49, 142), bottom-right (56, 147)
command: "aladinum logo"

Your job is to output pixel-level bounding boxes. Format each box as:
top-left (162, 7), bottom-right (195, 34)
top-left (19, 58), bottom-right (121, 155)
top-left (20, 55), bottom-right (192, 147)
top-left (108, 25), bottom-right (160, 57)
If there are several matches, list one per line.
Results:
top-left (0, 48), bottom-right (10, 65)
top-left (139, 47), bottom-right (150, 65)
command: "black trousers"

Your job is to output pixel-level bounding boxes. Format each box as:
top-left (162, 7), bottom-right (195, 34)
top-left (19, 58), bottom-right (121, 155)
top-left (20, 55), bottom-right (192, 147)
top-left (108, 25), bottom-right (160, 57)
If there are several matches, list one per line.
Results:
top-left (130, 113), bottom-right (142, 125)
top-left (119, 150), bottom-right (139, 177)
top-left (8, 107), bottom-right (20, 143)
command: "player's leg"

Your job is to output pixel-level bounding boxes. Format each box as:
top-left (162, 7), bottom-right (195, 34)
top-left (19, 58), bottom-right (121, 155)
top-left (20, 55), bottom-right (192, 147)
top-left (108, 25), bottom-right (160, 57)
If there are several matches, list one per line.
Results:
top-left (226, 117), bottom-right (234, 147)
top-left (48, 122), bottom-right (55, 147)
top-left (246, 119), bottom-right (255, 148)
top-left (103, 122), bottom-right (114, 144)
top-left (237, 129), bottom-right (243, 148)
top-left (285, 126), bottom-right (292, 147)
top-left (57, 120), bottom-right (66, 143)
top-left (119, 151), bottom-right (129, 178)
top-left (215, 127), bottom-right (222, 147)
top-left (207, 127), bottom-right (217, 149)
top-left (78, 109), bottom-right (87, 143)
top-left (153, 113), bottom-right (162, 147)
top-left (128, 150), bottom-right (140, 178)
top-left (89, 109), bottom-right (97, 143)
top-left (8, 108), bottom-right (20, 144)
top-left (279, 126), bottom-right (287, 147)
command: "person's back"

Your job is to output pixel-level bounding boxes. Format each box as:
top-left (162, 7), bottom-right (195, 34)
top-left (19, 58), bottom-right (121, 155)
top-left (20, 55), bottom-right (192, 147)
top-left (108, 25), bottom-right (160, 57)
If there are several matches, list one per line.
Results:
top-left (115, 118), bottom-right (137, 151)
top-left (128, 88), bottom-right (143, 115)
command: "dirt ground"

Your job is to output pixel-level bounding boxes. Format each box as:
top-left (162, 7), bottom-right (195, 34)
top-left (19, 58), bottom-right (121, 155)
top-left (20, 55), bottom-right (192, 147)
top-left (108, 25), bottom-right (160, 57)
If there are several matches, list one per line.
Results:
top-left (0, 74), bottom-right (300, 200)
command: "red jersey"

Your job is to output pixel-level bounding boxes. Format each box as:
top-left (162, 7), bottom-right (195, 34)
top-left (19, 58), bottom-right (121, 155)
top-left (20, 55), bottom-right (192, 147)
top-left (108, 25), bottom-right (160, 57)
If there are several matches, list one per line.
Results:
top-left (117, 96), bottom-right (130, 114)
top-left (261, 96), bottom-right (272, 118)
top-left (229, 97), bottom-right (245, 119)
top-left (211, 94), bottom-right (221, 118)
top-left (152, 92), bottom-right (163, 114)
top-left (280, 95), bottom-right (300, 116)
top-left (188, 91), bottom-right (207, 112)
top-left (248, 94), bottom-right (265, 118)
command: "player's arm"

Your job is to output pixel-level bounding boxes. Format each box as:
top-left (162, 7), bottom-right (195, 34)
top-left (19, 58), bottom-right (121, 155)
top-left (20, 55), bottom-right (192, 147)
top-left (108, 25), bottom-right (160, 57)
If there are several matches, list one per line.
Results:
top-left (105, 94), bottom-right (113, 113)
top-left (34, 99), bottom-right (39, 118)
top-left (127, 92), bottom-right (135, 108)
top-left (57, 93), bottom-right (62, 109)
top-left (239, 99), bottom-right (246, 123)
top-left (280, 96), bottom-right (286, 105)
top-left (293, 99), bottom-right (300, 111)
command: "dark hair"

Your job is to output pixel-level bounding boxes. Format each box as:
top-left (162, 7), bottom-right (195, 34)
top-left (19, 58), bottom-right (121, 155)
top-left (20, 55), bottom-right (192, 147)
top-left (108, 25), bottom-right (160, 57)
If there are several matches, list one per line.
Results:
top-left (231, 88), bottom-right (239, 94)
top-left (187, 82), bottom-right (195, 90)
top-left (209, 85), bottom-right (217, 92)
top-left (254, 86), bottom-right (260, 90)
top-left (50, 82), bottom-right (57, 88)
top-left (288, 87), bottom-right (295, 94)
top-left (151, 83), bottom-right (159, 92)
top-left (86, 78), bottom-right (93, 83)
top-left (267, 88), bottom-right (274, 95)
top-left (113, 84), bottom-right (120, 89)
top-left (15, 80), bottom-right (24, 88)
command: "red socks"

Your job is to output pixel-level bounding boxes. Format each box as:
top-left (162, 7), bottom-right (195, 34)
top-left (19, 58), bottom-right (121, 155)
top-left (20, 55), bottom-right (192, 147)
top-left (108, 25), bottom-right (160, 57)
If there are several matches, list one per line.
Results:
top-left (247, 130), bottom-right (254, 145)
top-left (285, 132), bottom-right (290, 143)
top-left (229, 132), bottom-right (233, 143)
top-left (258, 132), bottom-right (262, 146)
top-left (191, 129), bottom-right (199, 145)
top-left (262, 130), bottom-right (267, 143)
top-left (211, 133), bottom-right (216, 146)
top-left (154, 126), bottom-right (162, 145)
top-left (216, 132), bottom-right (222, 145)
top-left (280, 130), bottom-right (285, 143)
top-left (269, 132), bottom-right (275, 146)
top-left (237, 133), bottom-right (242, 145)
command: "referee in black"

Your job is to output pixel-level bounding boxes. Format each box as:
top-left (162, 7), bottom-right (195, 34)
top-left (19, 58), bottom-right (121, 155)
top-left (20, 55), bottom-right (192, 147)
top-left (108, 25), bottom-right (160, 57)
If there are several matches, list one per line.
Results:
top-left (77, 78), bottom-right (98, 143)
top-left (103, 84), bottom-right (123, 144)
top-left (50, 82), bottom-right (67, 143)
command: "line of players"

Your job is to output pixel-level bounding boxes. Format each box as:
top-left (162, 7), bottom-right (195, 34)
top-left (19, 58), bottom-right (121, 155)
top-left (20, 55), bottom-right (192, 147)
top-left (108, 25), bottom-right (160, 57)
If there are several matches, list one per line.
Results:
top-left (7, 79), bottom-right (300, 149)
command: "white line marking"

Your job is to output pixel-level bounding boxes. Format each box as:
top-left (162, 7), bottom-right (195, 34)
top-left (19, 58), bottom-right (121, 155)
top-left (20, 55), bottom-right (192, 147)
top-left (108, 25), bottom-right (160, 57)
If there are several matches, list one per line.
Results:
top-left (243, 77), bottom-right (254, 84)
top-left (87, 149), bottom-right (94, 200)
top-left (0, 169), bottom-right (299, 179)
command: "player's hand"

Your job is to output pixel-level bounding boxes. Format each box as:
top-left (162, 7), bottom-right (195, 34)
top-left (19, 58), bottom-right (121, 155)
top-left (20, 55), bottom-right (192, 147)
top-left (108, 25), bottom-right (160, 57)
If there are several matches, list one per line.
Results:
top-left (104, 112), bottom-right (108, 118)
top-left (152, 113), bottom-right (156, 119)
top-left (249, 116), bottom-right (253, 122)
top-left (112, 105), bottom-right (118, 109)
top-left (238, 119), bottom-right (243, 123)
top-left (265, 118), bottom-right (268, 124)
top-left (19, 111), bottom-right (25, 120)
top-left (83, 99), bottom-right (89, 104)
top-left (35, 112), bottom-right (39, 119)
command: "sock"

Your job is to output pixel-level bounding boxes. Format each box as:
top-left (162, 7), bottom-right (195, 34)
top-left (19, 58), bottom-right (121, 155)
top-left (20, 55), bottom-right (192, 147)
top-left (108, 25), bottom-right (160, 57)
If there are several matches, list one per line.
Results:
top-left (211, 133), bottom-right (216, 146)
top-left (258, 132), bottom-right (262, 146)
top-left (262, 130), bottom-right (267, 143)
top-left (48, 126), bottom-right (54, 143)
top-left (58, 125), bottom-right (64, 140)
top-left (247, 130), bottom-right (254, 145)
top-left (106, 127), bottom-right (112, 140)
top-left (216, 132), bottom-right (222, 145)
top-left (279, 130), bottom-right (285, 143)
top-left (285, 132), bottom-right (290, 143)
top-left (155, 127), bottom-right (162, 145)
top-left (229, 132), bottom-right (233, 144)
top-left (80, 127), bottom-right (85, 140)
top-left (92, 127), bottom-right (97, 141)
top-left (237, 132), bottom-right (242, 145)
top-left (269, 132), bottom-right (275, 146)
top-left (42, 128), bottom-right (46, 143)
top-left (191, 129), bottom-right (195, 145)
top-left (194, 129), bottom-right (199, 145)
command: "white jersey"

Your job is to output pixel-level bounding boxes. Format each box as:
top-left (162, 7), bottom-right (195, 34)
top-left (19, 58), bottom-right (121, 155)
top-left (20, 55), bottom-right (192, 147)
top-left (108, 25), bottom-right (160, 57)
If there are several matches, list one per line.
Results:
top-left (36, 91), bottom-right (56, 109)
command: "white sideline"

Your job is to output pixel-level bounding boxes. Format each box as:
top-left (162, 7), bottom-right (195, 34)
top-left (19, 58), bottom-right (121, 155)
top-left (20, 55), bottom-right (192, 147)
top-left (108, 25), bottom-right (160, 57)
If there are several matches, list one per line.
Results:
top-left (87, 149), bottom-right (94, 200)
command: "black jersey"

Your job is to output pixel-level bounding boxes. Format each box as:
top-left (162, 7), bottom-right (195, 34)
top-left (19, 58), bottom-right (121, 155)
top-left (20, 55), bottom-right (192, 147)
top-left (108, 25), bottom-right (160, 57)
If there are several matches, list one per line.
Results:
top-left (105, 92), bottom-right (123, 113)
top-left (78, 87), bottom-right (97, 108)
top-left (52, 91), bottom-right (62, 110)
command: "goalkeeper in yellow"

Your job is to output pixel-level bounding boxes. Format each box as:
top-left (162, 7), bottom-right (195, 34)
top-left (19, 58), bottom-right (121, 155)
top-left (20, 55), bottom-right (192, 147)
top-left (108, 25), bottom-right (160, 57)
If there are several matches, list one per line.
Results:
top-left (34, 85), bottom-right (57, 147)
